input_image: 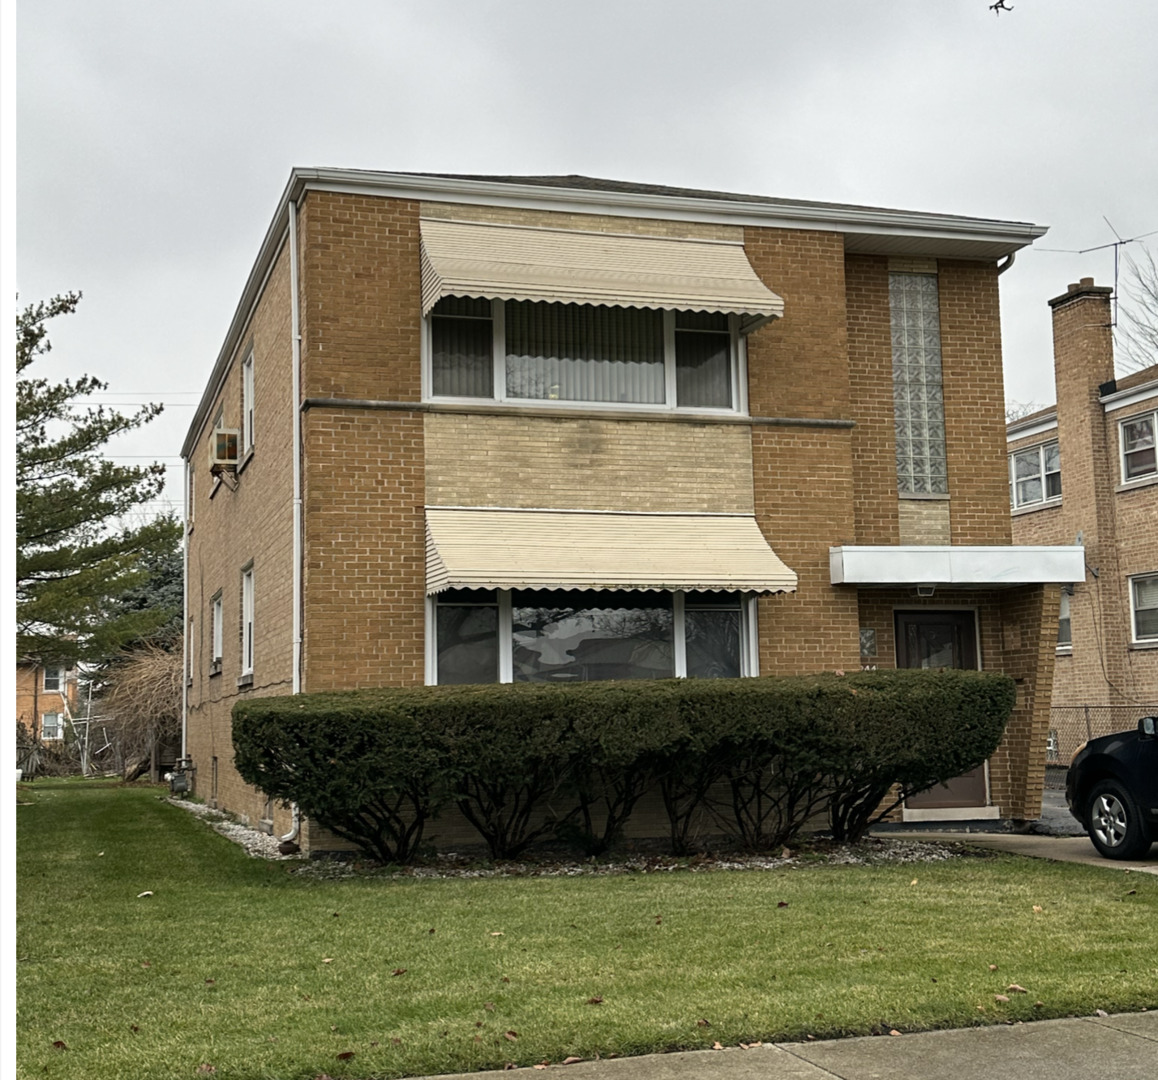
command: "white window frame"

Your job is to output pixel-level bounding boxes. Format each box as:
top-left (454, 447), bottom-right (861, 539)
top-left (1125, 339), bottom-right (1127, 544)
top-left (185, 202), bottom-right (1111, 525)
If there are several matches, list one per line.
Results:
top-left (424, 298), bottom-right (747, 416)
top-left (41, 712), bottom-right (63, 741)
top-left (240, 566), bottom-right (255, 677)
top-left (427, 589), bottom-right (757, 685)
top-left (242, 351), bottom-right (255, 454)
top-left (1056, 590), bottom-right (1072, 650)
top-left (1129, 573), bottom-right (1158, 644)
top-left (210, 592), bottom-right (224, 673)
top-left (42, 666), bottom-right (63, 692)
top-left (1119, 409), bottom-right (1157, 482)
top-left (1009, 440), bottom-right (1062, 509)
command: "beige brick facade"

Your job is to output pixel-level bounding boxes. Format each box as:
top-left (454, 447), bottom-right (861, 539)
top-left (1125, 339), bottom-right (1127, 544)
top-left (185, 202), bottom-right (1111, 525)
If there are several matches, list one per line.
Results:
top-left (1008, 280), bottom-right (1158, 712)
top-left (184, 172), bottom-right (1062, 849)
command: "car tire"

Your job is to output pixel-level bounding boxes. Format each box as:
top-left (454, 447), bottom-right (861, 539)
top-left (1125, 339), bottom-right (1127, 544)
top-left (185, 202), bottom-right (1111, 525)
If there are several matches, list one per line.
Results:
top-left (1086, 779), bottom-right (1153, 860)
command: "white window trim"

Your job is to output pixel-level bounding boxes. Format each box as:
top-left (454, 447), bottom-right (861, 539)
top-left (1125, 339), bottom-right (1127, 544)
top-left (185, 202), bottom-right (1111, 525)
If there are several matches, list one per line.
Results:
top-left (241, 566), bottom-right (255, 676)
top-left (1009, 440), bottom-right (1061, 510)
top-left (424, 299), bottom-right (747, 417)
top-left (41, 712), bottom-right (63, 741)
top-left (42, 666), bottom-right (63, 692)
top-left (1119, 409), bottom-right (1157, 484)
top-left (1129, 573), bottom-right (1158, 645)
top-left (428, 589), bottom-right (757, 685)
top-left (242, 351), bottom-right (255, 454)
top-left (1056, 590), bottom-right (1072, 650)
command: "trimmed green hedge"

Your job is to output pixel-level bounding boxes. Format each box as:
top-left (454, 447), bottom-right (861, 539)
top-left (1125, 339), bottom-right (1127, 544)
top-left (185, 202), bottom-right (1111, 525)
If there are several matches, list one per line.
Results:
top-left (233, 670), bottom-right (1015, 862)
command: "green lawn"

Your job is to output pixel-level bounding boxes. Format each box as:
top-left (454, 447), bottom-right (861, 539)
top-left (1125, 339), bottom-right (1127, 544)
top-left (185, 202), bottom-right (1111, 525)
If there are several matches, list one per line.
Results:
top-left (17, 779), bottom-right (1158, 1080)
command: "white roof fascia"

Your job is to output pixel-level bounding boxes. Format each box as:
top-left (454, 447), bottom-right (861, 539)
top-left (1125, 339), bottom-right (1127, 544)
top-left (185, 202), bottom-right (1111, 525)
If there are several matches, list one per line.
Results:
top-left (829, 545), bottom-right (1086, 587)
top-left (1100, 379), bottom-right (1158, 414)
top-left (1006, 413), bottom-right (1058, 443)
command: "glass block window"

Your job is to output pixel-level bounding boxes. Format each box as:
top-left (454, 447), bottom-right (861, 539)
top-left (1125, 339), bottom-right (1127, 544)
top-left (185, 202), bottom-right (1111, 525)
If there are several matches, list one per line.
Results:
top-left (890, 273), bottom-right (948, 495)
top-left (1010, 441), bottom-right (1062, 508)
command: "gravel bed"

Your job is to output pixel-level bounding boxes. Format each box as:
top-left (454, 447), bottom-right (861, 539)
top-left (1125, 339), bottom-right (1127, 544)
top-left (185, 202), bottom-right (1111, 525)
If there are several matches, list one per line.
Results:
top-left (167, 796), bottom-right (976, 878)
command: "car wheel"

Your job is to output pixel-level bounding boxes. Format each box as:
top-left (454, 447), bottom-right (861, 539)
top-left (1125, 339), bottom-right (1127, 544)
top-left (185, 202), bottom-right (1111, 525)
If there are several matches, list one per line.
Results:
top-left (1086, 780), bottom-right (1153, 860)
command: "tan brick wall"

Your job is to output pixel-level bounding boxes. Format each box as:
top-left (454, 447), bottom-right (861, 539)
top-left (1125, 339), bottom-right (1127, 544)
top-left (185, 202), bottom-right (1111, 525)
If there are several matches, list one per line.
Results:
top-left (845, 255), bottom-right (900, 545)
top-left (14, 663), bottom-right (79, 738)
top-left (420, 202), bottom-right (740, 242)
top-left (897, 499), bottom-right (951, 544)
top-left (425, 412), bottom-right (754, 512)
top-left (185, 241), bottom-right (297, 834)
top-left (939, 260), bottom-right (1011, 545)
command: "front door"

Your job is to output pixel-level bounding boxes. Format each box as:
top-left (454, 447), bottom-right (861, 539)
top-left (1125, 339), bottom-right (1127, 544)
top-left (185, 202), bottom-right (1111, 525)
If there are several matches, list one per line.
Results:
top-left (895, 610), bottom-right (987, 809)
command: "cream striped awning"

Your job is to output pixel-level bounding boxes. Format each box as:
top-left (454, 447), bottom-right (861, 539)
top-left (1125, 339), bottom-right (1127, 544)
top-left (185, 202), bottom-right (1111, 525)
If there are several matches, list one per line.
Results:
top-left (426, 508), bottom-right (797, 595)
top-left (419, 219), bottom-right (784, 332)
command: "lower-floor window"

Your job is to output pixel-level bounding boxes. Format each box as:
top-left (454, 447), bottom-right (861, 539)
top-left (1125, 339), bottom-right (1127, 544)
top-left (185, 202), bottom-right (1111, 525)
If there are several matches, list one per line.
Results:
top-left (432, 589), bottom-right (754, 684)
top-left (41, 712), bottom-right (63, 740)
top-left (1130, 574), bottom-right (1158, 643)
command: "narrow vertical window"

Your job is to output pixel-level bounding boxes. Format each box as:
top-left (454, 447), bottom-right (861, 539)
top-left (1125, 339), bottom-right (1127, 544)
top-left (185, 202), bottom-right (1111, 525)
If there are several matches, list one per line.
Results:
top-left (675, 312), bottom-right (733, 409)
top-left (431, 297), bottom-right (494, 398)
top-left (210, 592), bottom-right (224, 674)
top-left (43, 666), bottom-right (62, 692)
top-left (187, 617), bottom-right (195, 681)
top-left (890, 273), bottom-right (948, 495)
top-left (1057, 590), bottom-right (1072, 648)
top-left (241, 568), bottom-right (254, 676)
top-left (242, 352), bottom-right (255, 453)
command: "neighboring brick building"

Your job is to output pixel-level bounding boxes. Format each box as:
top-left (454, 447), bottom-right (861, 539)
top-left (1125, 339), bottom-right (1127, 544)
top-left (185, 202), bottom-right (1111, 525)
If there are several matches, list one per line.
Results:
top-left (15, 660), bottom-right (79, 743)
top-left (1007, 278), bottom-right (1158, 757)
top-left (182, 170), bottom-right (1084, 849)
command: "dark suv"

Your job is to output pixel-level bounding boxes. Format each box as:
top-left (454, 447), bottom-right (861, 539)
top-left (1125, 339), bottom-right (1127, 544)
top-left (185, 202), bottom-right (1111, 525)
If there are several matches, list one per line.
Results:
top-left (1066, 716), bottom-right (1158, 860)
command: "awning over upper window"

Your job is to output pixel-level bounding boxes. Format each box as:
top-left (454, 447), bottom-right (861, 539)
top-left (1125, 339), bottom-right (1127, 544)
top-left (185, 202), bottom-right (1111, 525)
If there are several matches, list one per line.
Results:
top-left (426, 508), bottom-right (798, 594)
top-left (419, 219), bottom-right (785, 333)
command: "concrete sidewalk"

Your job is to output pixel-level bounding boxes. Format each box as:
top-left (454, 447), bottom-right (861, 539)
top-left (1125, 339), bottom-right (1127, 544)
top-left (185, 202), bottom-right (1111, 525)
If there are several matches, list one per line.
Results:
top-left (882, 831), bottom-right (1158, 875)
top-left (433, 1013), bottom-right (1158, 1080)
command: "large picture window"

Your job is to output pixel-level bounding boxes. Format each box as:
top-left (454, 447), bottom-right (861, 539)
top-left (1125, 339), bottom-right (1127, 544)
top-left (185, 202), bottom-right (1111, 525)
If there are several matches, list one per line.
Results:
top-left (1009, 441), bottom-right (1061, 508)
top-left (430, 299), bottom-right (739, 412)
top-left (1121, 411), bottom-right (1156, 481)
top-left (432, 589), bottom-right (752, 684)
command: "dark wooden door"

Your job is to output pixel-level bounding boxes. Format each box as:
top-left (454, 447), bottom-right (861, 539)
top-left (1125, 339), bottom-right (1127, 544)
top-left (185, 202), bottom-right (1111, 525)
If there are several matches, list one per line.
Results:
top-left (895, 610), bottom-right (987, 809)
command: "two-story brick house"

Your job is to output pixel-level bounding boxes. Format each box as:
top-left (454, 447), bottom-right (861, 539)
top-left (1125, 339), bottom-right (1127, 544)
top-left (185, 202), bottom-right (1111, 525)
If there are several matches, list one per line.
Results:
top-left (1007, 278), bottom-right (1158, 758)
top-left (181, 170), bottom-right (1083, 849)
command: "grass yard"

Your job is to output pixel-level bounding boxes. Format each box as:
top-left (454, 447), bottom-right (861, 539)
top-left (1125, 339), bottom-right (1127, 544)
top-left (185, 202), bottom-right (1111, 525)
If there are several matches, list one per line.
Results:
top-left (17, 779), bottom-right (1158, 1080)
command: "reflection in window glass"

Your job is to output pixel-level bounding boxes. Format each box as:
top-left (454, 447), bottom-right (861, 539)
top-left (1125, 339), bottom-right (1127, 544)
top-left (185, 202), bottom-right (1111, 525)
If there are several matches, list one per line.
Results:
top-left (512, 590), bottom-right (673, 682)
top-left (675, 312), bottom-right (731, 408)
top-left (436, 600), bottom-right (499, 684)
top-left (432, 297), bottom-right (494, 398)
top-left (686, 607), bottom-right (741, 678)
top-left (1122, 414), bottom-right (1157, 480)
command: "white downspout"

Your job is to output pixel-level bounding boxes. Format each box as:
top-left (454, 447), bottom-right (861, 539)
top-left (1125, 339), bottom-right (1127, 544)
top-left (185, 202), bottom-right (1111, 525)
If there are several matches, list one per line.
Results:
top-left (281, 198), bottom-right (304, 845)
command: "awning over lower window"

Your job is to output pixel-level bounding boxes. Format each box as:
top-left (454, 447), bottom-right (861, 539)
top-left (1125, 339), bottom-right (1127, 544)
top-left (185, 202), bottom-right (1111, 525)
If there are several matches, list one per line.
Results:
top-left (419, 219), bottom-right (785, 332)
top-left (829, 545), bottom-right (1087, 587)
top-left (426, 508), bottom-right (797, 594)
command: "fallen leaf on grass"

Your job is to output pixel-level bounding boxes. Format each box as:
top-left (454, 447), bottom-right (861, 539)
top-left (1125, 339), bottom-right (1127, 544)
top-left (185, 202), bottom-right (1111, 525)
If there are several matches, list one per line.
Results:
top-left (490, 931), bottom-right (504, 937)
top-left (501, 976), bottom-right (511, 983)
top-left (1126, 889), bottom-right (1137, 896)
top-left (563, 1057), bottom-right (584, 1065)
top-left (504, 1063), bottom-right (517, 1071)
top-left (712, 1041), bottom-right (724, 1051)
top-left (910, 879), bottom-right (918, 886)
top-left (337, 1052), bottom-right (355, 1061)
top-left (994, 994), bottom-right (1010, 1003)
top-left (1096, 1009), bottom-right (1109, 1017)
top-left (655, 915), bottom-right (662, 925)
top-left (429, 927), bottom-right (437, 933)
top-left (205, 978), bottom-right (216, 985)
top-left (392, 968), bottom-right (407, 977)
top-left (130, 1025), bottom-right (139, 1033)
top-left (988, 964), bottom-right (998, 971)
top-left (534, 1064), bottom-right (548, 1070)
top-left (889, 1030), bottom-right (901, 1037)
top-left (322, 958), bottom-right (333, 964)
top-left (473, 1036), bottom-right (483, 1044)
top-left (391, 1037), bottom-right (403, 1046)
top-left (777, 901), bottom-right (789, 908)
top-left (484, 1002), bottom-right (495, 1011)
top-left (1007, 984), bottom-right (1028, 994)
top-left (1032, 905), bottom-right (1043, 914)
top-left (97, 852), bottom-right (104, 857)
top-left (1035, 1001), bottom-right (1045, 1008)
top-left (196, 1067), bottom-right (216, 1075)
top-left (586, 996), bottom-right (603, 1005)
top-left (141, 961), bottom-right (151, 968)
top-left (505, 1030), bottom-right (519, 1041)
top-left (52, 1041), bottom-right (68, 1051)
top-left (696, 1019), bottom-right (711, 1028)
top-left (137, 891), bottom-right (153, 899)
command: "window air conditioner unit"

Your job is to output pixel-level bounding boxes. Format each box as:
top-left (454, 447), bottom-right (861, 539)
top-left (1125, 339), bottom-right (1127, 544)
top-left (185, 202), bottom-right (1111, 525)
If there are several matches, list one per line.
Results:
top-left (210, 429), bottom-right (240, 470)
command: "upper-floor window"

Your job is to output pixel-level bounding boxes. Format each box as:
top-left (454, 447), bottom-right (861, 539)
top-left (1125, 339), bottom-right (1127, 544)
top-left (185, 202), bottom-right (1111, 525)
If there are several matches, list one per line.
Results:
top-left (1121, 410), bottom-right (1156, 481)
top-left (43, 666), bottom-right (63, 692)
top-left (1010, 441), bottom-right (1061, 508)
top-left (429, 298), bottom-right (740, 412)
top-left (240, 567), bottom-right (255, 677)
top-left (1130, 574), bottom-right (1158, 644)
top-left (242, 352), bottom-right (255, 454)
top-left (211, 591), bottom-right (224, 674)
top-left (889, 273), bottom-right (948, 495)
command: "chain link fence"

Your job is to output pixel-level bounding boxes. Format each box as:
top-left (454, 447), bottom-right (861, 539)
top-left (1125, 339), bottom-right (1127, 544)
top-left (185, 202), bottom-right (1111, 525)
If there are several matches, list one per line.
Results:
top-left (1044, 704), bottom-right (1158, 788)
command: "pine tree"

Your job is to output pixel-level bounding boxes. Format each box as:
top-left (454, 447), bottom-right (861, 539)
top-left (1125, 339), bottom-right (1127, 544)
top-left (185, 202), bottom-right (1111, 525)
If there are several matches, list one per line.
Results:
top-left (16, 293), bottom-right (183, 665)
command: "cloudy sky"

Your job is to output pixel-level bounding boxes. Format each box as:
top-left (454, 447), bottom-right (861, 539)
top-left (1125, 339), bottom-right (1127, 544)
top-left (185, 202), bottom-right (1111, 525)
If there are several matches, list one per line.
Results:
top-left (14, 0), bottom-right (1158, 517)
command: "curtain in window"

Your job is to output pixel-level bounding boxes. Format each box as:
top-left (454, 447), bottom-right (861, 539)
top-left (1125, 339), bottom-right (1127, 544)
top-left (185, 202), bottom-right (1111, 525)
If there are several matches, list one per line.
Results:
top-left (432, 298), bottom-right (493, 398)
top-left (505, 301), bottom-right (664, 404)
top-left (890, 274), bottom-right (948, 495)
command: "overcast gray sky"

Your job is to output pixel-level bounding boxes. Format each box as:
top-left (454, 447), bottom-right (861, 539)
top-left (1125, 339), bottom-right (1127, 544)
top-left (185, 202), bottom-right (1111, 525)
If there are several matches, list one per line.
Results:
top-left (15, 0), bottom-right (1158, 517)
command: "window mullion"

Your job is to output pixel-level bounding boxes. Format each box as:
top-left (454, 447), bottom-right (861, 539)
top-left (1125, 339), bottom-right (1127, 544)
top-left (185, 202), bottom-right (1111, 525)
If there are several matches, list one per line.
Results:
top-left (673, 592), bottom-right (687, 677)
top-left (664, 310), bottom-right (677, 408)
top-left (498, 589), bottom-right (513, 682)
top-left (743, 595), bottom-right (759, 677)
top-left (493, 299), bottom-right (506, 402)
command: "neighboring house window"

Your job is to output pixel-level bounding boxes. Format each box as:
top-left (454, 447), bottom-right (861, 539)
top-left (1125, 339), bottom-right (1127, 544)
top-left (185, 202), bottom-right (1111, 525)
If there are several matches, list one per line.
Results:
top-left (42, 712), bottom-right (62, 740)
top-left (1010, 441), bottom-right (1062, 508)
top-left (43, 666), bottom-right (63, 692)
top-left (242, 351), bottom-right (255, 453)
top-left (210, 591), bottom-right (224, 674)
top-left (1057, 590), bottom-right (1072, 648)
top-left (1130, 574), bottom-right (1158, 643)
top-left (1121, 411), bottom-right (1156, 481)
top-left (434, 589), bottom-right (750, 684)
top-left (889, 273), bottom-right (948, 495)
top-left (241, 567), bottom-right (255, 676)
top-left (430, 298), bottom-right (740, 412)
